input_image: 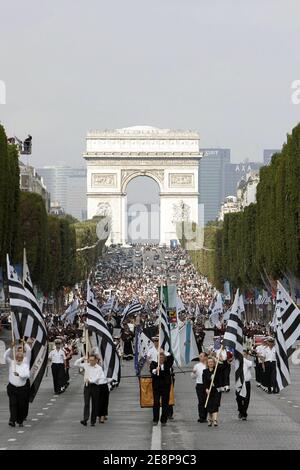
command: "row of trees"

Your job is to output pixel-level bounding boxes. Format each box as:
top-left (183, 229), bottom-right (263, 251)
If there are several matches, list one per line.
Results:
top-left (0, 123), bottom-right (106, 296)
top-left (0, 125), bottom-right (20, 266)
top-left (190, 122), bottom-right (300, 292)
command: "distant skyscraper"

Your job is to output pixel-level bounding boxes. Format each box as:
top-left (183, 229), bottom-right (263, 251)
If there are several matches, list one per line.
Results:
top-left (224, 161), bottom-right (263, 198)
top-left (37, 166), bottom-right (87, 221)
top-left (199, 149), bottom-right (264, 224)
top-left (199, 149), bottom-right (230, 224)
top-left (263, 149), bottom-right (280, 166)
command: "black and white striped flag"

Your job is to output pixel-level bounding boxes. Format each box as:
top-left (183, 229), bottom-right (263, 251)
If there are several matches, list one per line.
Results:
top-left (121, 299), bottom-right (142, 325)
top-left (7, 253), bottom-right (48, 402)
top-left (275, 281), bottom-right (300, 390)
top-left (87, 280), bottom-right (120, 383)
top-left (159, 287), bottom-right (171, 353)
top-left (223, 289), bottom-right (246, 397)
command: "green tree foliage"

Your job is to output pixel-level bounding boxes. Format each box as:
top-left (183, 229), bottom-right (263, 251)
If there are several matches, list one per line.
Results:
top-left (190, 123), bottom-right (300, 291)
top-left (0, 126), bottom-right (20, 265)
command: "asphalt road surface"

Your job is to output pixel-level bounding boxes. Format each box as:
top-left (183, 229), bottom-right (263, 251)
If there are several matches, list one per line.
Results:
top-left (1, 330), bottom-right (300, 450)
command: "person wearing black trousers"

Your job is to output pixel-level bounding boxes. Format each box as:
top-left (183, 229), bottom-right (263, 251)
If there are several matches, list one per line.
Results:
top-left (74, 355), bottom-right (105, 427)
top-left (150, 348), bottom-right (174, 426)
top-left (191, 352), bottom-right (208, 423)
top-left (236, 350), bottom-right (253, 420)
top-left (202, 356), bottom-right (226, 427)
top-left (4, 348), bottom-right (30, 427)
top-left (48, 339), bottom-right (66, 394)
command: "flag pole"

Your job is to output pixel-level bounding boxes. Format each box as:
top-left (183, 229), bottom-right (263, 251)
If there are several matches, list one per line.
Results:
top-left (204, 346), bottom-right (224, 409)
top-left (157, 285), bottom-right (164, 376)
top-left (10, 312), bottom-right (17, 372)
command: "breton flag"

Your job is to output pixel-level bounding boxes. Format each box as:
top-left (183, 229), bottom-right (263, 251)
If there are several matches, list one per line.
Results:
top-left (209, 293), bottom-right (223, 327)
top-left (7, 253), bottom-right (48, 402)
top-left (159, 286), bottom-right (171, 353)
top-left (61, 298), bottom-right (79, 325)
top-left (223, 289), bottom-right (246, 397)
top-left (86, 280), bottom-right (120, 383)
top-left (134, 325), bottom-right (155, 375)
top-left (121, 299), bottom-right (142, 325)
top-left (274, 282), bottom-right (300, 390)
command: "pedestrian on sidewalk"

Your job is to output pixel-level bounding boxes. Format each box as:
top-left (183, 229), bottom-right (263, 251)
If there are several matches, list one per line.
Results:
top-left (191, 352), bottom-right (208, 423)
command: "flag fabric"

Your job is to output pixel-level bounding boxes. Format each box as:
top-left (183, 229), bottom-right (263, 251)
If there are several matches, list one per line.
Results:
top-left (159, 287), bottom-right (171, 352)
top-left (121, 299), bottom-right (142, 325)
top-left (179, 320), bottom-right (199, 365)
top-left (223, 289), bottom-right (246, 397)
top-left (61, 298), bottom-right (79, 325)
top-left (134, 325), bottom-right (155, 375)
top-left (274, 282), bottom-right (300, 390)
top-left (86, 280), bottom-right (120, 383)
top-left (7, 253), bottom-right (48, 402)
top-left (209, 293), bottom-right (223, 326)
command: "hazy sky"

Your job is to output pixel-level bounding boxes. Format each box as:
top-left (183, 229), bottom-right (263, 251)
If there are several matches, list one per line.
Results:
top-left (1, 0), bottom-right (300, 168)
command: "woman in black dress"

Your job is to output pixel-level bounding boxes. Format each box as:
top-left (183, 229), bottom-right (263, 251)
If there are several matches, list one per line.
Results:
top-left (202, 356), bottom-right (225, 427)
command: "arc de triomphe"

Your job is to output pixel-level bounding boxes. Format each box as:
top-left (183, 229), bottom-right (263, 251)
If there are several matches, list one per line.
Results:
top-left (84, 126), bottom-right (202, 245)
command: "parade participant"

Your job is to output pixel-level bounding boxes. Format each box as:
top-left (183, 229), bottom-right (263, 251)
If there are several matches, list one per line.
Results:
top-left (48, 339), bottom-right (66, 394)
top-left (236, 350), bottom-right (253, 421)
top-left (214, 344), bottom-right (229, 392)
top-left (150, 347), bottom-right (174, 426)
top-left (121, 324), bottom-right (134, 360)
top-left (4, 347), bottom-right (30, 427)
top-left (203, 356), bottom-right (225, 427)
top-left (264, 337), bottom-right (278, 394)
top-left (63, 340), bottom-right (73, 388)
top-left (17, 339), bottom-right (33, 421)
top-left (255, 338), bottom-right (268, 390)
top-left (74, 354), bottom-right (106, 427)
top-left (97, 360), bottom-right (111, 424)
top-left (191, 352), bottom-right (208, 423)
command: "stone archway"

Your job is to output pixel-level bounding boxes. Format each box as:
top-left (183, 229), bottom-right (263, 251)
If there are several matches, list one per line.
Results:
top-left (84, 126), bottom-right (202, 246)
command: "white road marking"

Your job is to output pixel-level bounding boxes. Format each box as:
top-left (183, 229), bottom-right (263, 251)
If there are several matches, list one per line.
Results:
top-left (8, 438), bottom-right (16, 442)
top-left (151, 424), bottom-right (161, 451)
top-left (17, 431), bottom-right (24, 434)
top-left (293, 405), bottom-right (299, 408)
top-left (31, 418), bottom-right (38, 421)
top-left (25, 424), bottom-right (31, 427)
top-left (0, 448), bottom-right (7, 450)
top-left (42, 407), bottom-right (49, 410)
top-left (37, 413), bottom-right (44, 416)
top-left (50, 399), bottom-right (56, 401)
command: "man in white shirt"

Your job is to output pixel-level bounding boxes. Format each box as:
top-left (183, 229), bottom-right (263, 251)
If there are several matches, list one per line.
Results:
top-left (4, 347), bottom-right (30, 427)
top-left (48, 339), bottom-right (66, 394)
top-left (264, 337), bottom-right (278, 394)
top-left (236, 350), bottom-right (253, 421)
top-left (191, 352), bottom-right (208, 422)
top-left (74, 354), bottom-right (106, 426)
top-left (255, 340), bottom-right (268, 389)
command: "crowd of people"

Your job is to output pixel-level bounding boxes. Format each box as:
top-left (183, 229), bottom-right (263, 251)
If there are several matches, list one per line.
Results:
top-left (2, 244), bottom-right (280, 429)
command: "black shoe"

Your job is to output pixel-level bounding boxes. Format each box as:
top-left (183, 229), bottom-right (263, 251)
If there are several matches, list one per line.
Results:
top-left (153, 421), bottom-right (158, 426)
top-left (18, 423), bottom-right (24, 427)
top-left (8, 421), bottom-right (15, 427)
top-left (91, 423), bottom-right (95, 427)
top-left (238, 413), bottom-right (242, 420)
top-left (198, 418), bottom-right (206, 423)
top-left (242, 417), bottom-right (247, 421)
top-left (168, 416), bottom-right (174, 420)
top-left (80, 420), bottom-right (87, 426)
top-left (161, 422), bottom-right (167, 427)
